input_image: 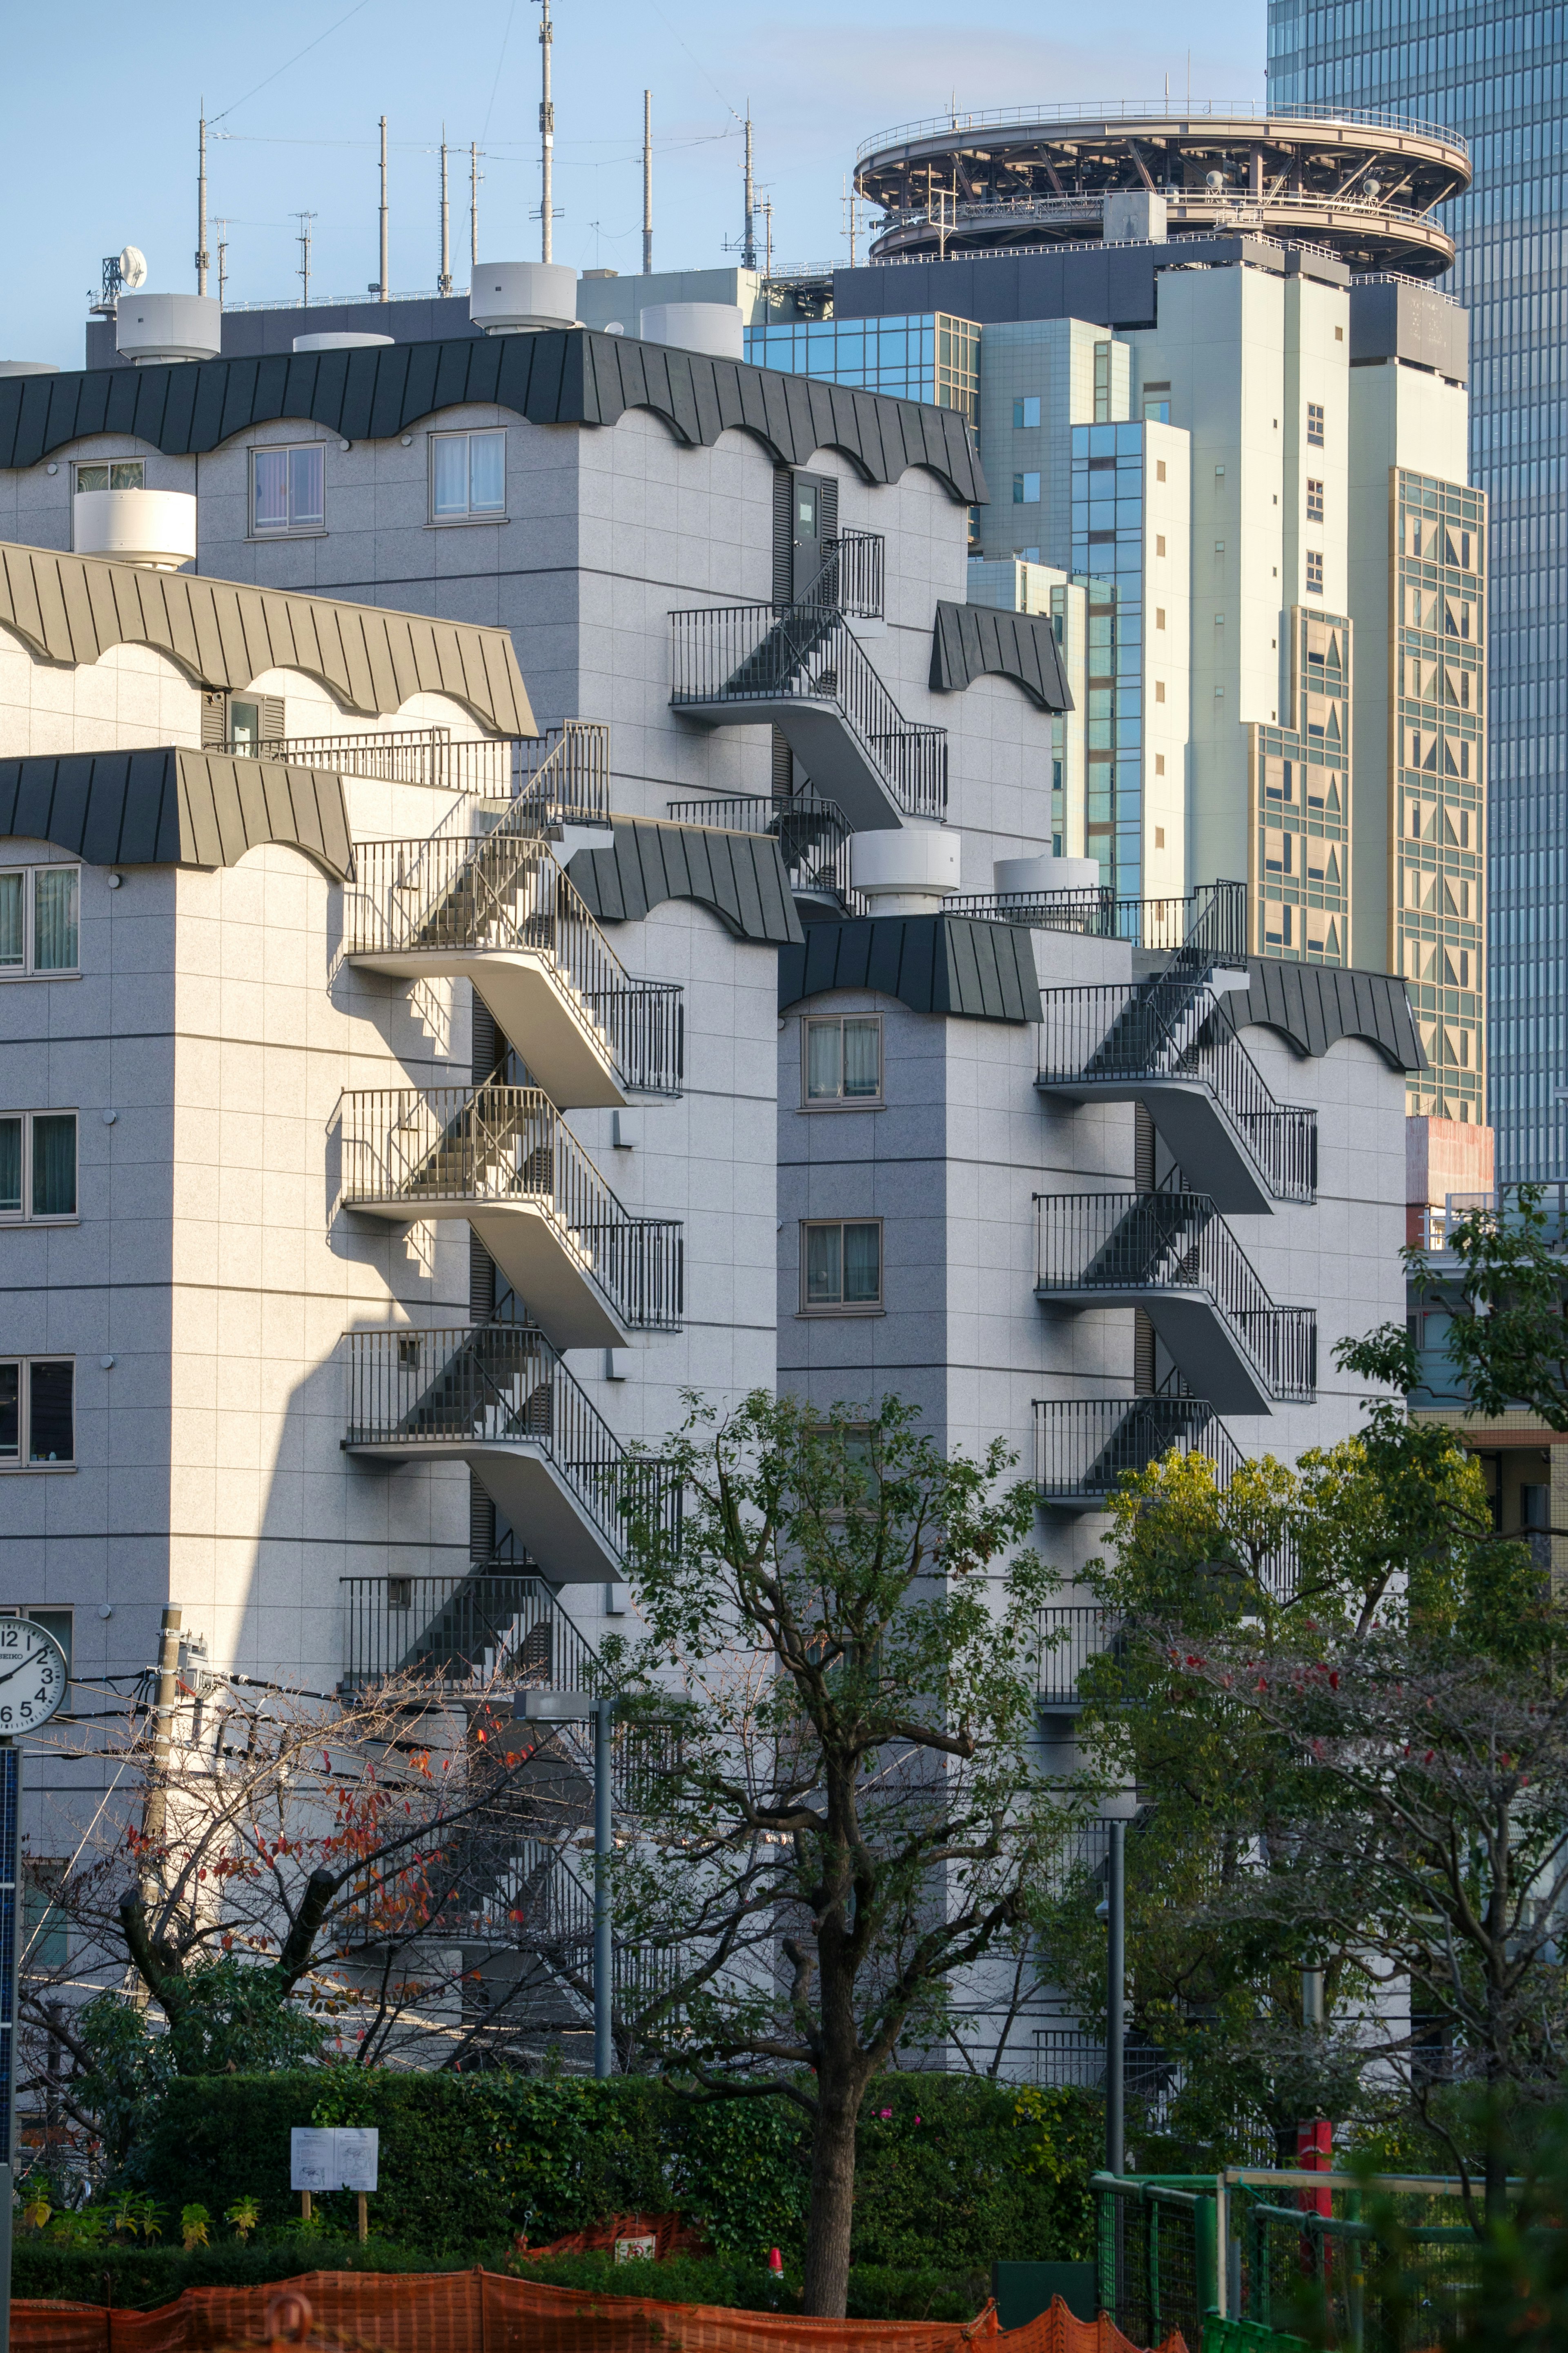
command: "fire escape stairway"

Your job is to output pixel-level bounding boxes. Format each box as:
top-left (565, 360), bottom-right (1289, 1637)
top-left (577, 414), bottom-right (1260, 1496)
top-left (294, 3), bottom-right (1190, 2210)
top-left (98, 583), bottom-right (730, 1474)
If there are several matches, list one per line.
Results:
top-left (1036, 883), bottom-right (1316, 1213)
top-left (342, 1321), bottom-right (681, 1581)
top-left (347, 763), bottom-right (682, 1110)
top-left (669, 533), bottom-right (947, 832)
top-left (1034, 1187), bottom-right (1316, 1415)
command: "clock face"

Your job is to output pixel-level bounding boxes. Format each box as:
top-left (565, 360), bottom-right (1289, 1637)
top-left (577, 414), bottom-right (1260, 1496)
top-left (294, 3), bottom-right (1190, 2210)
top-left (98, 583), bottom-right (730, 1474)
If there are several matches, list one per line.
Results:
top-left (0, 1619), bottom-right (68, 1734)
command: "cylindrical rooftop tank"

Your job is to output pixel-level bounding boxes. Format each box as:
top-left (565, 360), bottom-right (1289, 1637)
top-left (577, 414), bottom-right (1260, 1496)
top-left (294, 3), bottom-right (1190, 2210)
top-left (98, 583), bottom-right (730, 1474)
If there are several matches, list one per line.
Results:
top-left (292, 331), bottom-right (396, 353)
top-left (470, 263), bottom-right (578, 334)
top-left (850, 825), bottom-right (962, 915)
top-left (636, 302), bottom-right (745, 360)
top-left (993, 854), bottom-right (1100, 896)
top-left (73, 488), bottom-right (197, 571)
top-left (0, 362), bottom-right (59, 379)
top-left (116, 294), bottom-right (223, 366)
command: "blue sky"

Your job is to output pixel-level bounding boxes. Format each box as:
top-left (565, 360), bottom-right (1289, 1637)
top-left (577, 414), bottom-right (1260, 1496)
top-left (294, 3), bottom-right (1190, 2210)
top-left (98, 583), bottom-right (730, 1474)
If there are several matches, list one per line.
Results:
top-left (2, 0), bottom-right (1264, 368)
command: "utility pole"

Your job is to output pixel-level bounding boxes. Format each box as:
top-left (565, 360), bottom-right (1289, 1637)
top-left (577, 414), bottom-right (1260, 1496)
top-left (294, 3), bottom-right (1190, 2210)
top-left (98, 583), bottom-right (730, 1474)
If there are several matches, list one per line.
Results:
top-left (438, 132), bottom-right (452, 295)
top-left (742, 111), bottom-right (756, 270)
top-left (470, 142), bottom-right (481, 271)
top-left (538, 0), bottom-right (555, 263)
top-left (378, 116), bottom-right (389, 301)
top-left (642, 90), bottom-right (653, 274)
top-left (1105, 1818), bottom-right (1126, 2175)
top-left (196, 112), bottom-right (210, 295)
top-left (295, 212), bottom-right (316, 310)
top-left (142, 1606), bottom-right (183, 1856)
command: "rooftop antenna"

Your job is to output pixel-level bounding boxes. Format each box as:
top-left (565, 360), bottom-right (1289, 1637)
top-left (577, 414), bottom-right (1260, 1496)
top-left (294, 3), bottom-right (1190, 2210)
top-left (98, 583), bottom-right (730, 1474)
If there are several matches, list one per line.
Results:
top-left (378, 116), bottom-right (389, 301)
top-left (843, 173), bottom-right (857, 266)
top-left (742, 109), bottom-right (755, 270)
top-left (215, 218), bottom-right (229, 307)
top-left (196, 110), bottom-right (210, 295)
top-left (438, 131), bottom-right (453, 295)
top-left (762, 194), bottom-right (773, 278)
top-left (642, 90), bottom-right (653, 274)
top-left (537, 0), bottom-right (555, 263)
top-left (470, 142), bottom-right (481, 271)
top-left (295, 211), bottom-right (317, 308)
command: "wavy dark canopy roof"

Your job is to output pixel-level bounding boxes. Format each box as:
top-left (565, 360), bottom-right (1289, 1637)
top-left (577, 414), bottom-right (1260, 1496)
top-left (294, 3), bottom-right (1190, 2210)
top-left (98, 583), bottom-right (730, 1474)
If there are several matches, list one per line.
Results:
top-left (0, 747), bottom-right (352, 879)
top-left (930, 600), bottom-right (1074, 710)
top-left (0, 332), bottom-right (987, 507)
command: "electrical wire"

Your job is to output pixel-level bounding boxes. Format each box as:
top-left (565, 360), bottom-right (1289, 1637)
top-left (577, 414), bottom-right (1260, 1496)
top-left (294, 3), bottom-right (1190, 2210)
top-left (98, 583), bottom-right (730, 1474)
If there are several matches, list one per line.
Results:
top-left (210, 0), bottom-right (378, 126)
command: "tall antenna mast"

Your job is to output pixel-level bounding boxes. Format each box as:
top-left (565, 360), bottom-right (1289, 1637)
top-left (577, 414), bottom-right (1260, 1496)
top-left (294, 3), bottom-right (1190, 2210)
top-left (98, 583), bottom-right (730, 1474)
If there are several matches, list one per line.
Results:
top-left (762, 195), bottom-right (773, 279)
top-left (438, 132), bottom-right (452, 294)
top-left (538, 0), bottom-right (555, 263)
top-left (642, 90), bottom-right (653, 274)
top-left (742, 110), bottom-right (755, 270)
top-left (296, 212), bottom-right (316, 308)
top-left (470, 142), bottom-right (481, 269)
top-left (378, 116), bottom-right (389, 301)
top-left (215, 219), bottom-right (229, 307)
top-left (196, 112), bottom-right (210, 295)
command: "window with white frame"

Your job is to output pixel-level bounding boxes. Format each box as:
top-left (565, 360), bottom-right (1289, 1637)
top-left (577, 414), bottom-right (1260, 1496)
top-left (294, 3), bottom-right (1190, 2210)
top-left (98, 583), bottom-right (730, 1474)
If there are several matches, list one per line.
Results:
top-left (0, 1113), bottom-right (77, 1221)
top-left (0, 868), bottom-right (79, 978)
top-left (430, 429), bottom-right (507, 520)
top-left (252, 444), bottom-right (325, 535)
top-left (1305, 550), bottom-right (1325, 595)
top-left (0, 1360), bottom-right (75, 1466)
top-left (802, 1220), bottom-right (882, 1311)
top-left (803, 1015), bottom-right (882, 1106)
top-left (73, 460), bottom-right (145, 493)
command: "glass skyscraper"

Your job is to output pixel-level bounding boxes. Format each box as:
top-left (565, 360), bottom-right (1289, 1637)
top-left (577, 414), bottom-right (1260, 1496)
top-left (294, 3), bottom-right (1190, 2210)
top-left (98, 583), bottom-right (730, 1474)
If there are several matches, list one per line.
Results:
top-left (1267, 2), bottom-right (1568, 1177)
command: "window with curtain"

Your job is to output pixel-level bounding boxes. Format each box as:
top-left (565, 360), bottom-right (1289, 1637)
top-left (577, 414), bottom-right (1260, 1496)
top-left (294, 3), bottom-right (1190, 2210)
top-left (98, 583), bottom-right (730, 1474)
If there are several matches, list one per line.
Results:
top-left (0, 1360), bottom-right (72, 1467)
top-left (74, 460), bottom-right (145, 492)
top-left (804, 1015), bottom-right (882, 1104)
top-left (0, 1113), bottom-right (77, 1222)
top-left (252, 444), bottom-right (325, 534)
top-left (430, 430), bottom-right (507, 520)
top-left (802, 1220), bottom-right (882, 1310)
top-left (32, 870), bottom-right (78, 973)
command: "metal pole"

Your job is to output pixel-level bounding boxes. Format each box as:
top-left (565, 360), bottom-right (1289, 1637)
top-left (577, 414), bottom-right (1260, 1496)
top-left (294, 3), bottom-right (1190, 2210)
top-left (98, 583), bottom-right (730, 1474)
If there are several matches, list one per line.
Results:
top-left (0, 1742), bottom-right (19, 2353)
top-left (642, 91), bottom-right (653, 274)
top-left (593, 1697), bottom-right (612, 2077)
top-left (1107, 1819), bottom-right (1125, 2175)
top-left (538, 0), bottom-right (555, 264)
top-left (379, 117), bottom-right (389, 301)
top-left (470, 143), bottom-right (480, 271)
top-left (742, 114), bottom-right (755, 270)
top-left (142, 1606), bottom-right (182, 1858)
top-left (196, 114), bottom-right (209, 295)
top-left (438, 134), bottom-right (452, 295)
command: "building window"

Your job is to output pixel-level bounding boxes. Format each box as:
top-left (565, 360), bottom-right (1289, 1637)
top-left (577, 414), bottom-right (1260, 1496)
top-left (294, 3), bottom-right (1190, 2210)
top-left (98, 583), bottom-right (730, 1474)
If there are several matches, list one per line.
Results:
top-left (1012, 472), bottom-right (1041, 505)
top-left (0, 1113), bottom-right (77, 1222)
top-left (1013, 396), bottom-right (1040, 429)
top-left (804, 1015), bottom-right (882, 1106)
top-left (251, 444), bottom-right (325, 535)
top-left (430, 429), bottom-right (506, 520)
top-left (802, 1221), bottom-right (882, 1312)
top-left (0, 1361), bottom-right (75, 1467)
top-left (0, 868), bottom-right (79, 979)
top-left (1306, 402), bottom-right (1325, 446)
top-left (73, 460), bottom-right (145, 493)
top-left (1305, 477), bottom-right (1325, 523)
top-left (1305, 551), bottom-right (1325, 595)
top-left (22, 1857), bottom-right (68, 1965)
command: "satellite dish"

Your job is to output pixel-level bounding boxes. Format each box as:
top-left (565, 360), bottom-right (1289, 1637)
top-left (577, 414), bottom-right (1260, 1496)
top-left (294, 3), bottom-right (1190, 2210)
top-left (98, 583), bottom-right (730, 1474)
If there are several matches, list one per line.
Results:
top-left (119, 246), bottom-right (148, 290)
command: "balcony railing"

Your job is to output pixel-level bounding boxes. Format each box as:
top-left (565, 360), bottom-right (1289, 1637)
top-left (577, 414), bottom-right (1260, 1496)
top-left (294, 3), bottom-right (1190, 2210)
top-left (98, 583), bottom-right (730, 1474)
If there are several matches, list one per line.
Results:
top-left (944, 879), bottom-right (1247, 957)
top-left (1037, 982), bottom-right (1316, 1202)
top-left (1038, 1604), bottom-right (1120, 1703)
top-left (664, 791), bottom-right (865, 915)
top-left (346, 831), bottom-right (683, 1097)
top-left (341, 1087), bottom-right (684, 1330)
top-left (218, 720), bottom-right (610, 828)
top-left (1036, 1190), bottom-right (1316, 1402)
top-left (343, 1324), bottom-right (682, 1555)
top-left (341, 1569), bottom-right (602, 1695)
top-left (669, 604), bottom-right (947, 822)
top-left (800, 530), bottom-right (886, 620)
top-left (1035, 1394), bottom-right (1241, 1501)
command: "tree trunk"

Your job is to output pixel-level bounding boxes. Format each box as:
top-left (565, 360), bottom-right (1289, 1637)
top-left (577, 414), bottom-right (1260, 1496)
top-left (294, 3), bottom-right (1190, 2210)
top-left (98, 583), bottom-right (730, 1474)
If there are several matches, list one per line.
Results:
top-left (802, 2070), bottom-right (868, 2317)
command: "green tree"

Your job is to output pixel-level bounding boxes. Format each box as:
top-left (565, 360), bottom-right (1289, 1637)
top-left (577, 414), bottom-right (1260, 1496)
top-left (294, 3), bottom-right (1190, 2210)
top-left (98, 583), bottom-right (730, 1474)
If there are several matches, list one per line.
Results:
top-left (613, 1389), bottom-right (1057, 2317)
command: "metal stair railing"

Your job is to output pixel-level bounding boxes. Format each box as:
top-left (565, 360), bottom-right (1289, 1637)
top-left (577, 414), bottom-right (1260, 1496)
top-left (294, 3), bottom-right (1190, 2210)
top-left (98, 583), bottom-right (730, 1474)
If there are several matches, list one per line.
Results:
top-left (218, 718), bottom-right (610, 829)
top-left (664, 791), bottom-right (865, 915)
top-left (347, 829), bottom-right (683, 1097)
top-left (1035, 1190), bottom-right (1316, 1401)
top-left (1037, 984), bottom-right (1316, 1202)
top-left (943, 879), bottom-right (1247, 952)
top-left (340, 1086), bottom-right (684, 1330)
top-left (1034, 1394), bottom-right (1242, 1501)
top-left (343, 1322), bottom-right (682, 1557)
top-left (339, 1568), bottom-right (602, 1694)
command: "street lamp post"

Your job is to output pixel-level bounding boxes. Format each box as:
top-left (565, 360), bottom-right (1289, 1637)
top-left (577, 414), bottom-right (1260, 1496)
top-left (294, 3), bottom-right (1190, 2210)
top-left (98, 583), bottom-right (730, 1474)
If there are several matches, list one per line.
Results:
top-left (514, 1689), bottom-right (615, 2077)
top-left (1097, 1818), bottom-right (1126, 2176)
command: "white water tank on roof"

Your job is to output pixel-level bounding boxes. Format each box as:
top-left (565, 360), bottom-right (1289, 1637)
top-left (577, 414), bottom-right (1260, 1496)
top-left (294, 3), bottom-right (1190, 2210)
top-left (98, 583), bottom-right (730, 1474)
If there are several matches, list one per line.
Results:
top-left (73, 487), bottom-right (197, 571)
top-left (993, 854), bottom-right (1100, 896)
top-left (850, 825), bottom-right (962, 916)
top-left (116, 294), bottom-right (222, 365)
top-left (292, 331), bottom-right (395, 353)
top-left (470, 263), bottom-right (578, 334)
top-left (636, 302), bottom-right (744, 360)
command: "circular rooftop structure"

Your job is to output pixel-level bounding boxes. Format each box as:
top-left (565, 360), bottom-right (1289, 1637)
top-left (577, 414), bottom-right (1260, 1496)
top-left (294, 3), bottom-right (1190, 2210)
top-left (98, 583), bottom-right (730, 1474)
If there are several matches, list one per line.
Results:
top-left (854, 103), bottom-right (1469, 279)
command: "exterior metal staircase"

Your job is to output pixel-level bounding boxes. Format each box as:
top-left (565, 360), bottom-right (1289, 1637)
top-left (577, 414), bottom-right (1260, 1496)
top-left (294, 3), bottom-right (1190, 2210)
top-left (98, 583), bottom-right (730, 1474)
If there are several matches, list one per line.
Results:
top-left (1035, 1187), bottom-right (1316, 1413)
top-left (341, 1086), bottom-right (683, 1347)
top-left (342, 1322), bottom-right (680, 1579)
top-left (670, 532), bottom-right (947, 831)
top-left (664, 790), bottom-right (863, 919)
top-left (230, 718), bottom-right (612, 832)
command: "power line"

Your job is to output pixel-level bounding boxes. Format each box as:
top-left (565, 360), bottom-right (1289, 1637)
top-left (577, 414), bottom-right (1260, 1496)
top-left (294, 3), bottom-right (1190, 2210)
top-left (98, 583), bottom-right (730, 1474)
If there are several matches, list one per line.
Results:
top-left (210, 0), bottom-right (377, 125)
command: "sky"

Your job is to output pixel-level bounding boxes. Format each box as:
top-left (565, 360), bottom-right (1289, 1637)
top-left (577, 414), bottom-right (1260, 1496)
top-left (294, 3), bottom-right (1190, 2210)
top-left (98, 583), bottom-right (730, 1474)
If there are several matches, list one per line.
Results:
top-left (2, 0), bottom-right (1264, 369)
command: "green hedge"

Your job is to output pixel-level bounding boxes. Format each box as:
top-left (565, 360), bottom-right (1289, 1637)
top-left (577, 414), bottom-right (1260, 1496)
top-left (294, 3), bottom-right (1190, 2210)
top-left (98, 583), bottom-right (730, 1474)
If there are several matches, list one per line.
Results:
top-left (116, 2071), bottom-right (1096, 2271)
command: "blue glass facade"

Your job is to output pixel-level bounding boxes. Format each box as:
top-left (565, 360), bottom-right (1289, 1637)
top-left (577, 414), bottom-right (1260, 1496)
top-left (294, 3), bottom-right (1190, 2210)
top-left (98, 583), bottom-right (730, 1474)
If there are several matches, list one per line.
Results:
top-left (1268, 0), bottom-right (1568, 1176)
top-left (1071, 422), bottom-right (1146, 895)
top-left (743, 314), bottom-right (981, 418)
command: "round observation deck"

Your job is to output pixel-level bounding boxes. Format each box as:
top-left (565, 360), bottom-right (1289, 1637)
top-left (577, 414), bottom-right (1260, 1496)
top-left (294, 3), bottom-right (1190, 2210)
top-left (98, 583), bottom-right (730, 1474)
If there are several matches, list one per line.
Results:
top-left (854, 103), bottom-right (1469, 279)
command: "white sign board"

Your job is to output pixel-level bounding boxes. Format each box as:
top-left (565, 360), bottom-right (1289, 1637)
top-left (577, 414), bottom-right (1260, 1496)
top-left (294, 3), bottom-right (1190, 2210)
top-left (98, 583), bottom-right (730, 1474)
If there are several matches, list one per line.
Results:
top-left (290, 2126), bottom-right (380, 2193)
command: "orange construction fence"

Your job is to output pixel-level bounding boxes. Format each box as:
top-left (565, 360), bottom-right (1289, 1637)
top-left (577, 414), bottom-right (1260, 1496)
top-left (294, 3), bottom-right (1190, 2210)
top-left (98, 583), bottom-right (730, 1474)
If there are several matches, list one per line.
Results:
top-left (9, 2275), bottom-right (1190, 2353)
